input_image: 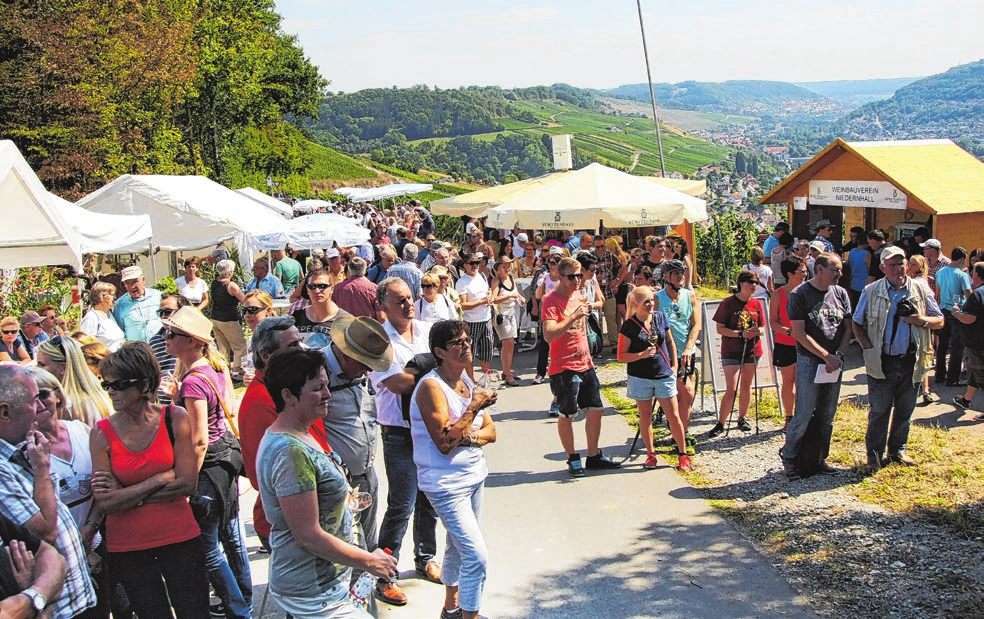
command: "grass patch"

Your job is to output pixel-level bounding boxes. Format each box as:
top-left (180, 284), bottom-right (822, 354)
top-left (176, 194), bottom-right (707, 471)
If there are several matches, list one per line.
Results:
top-left (696, 285), bottom-right (731, 301)
top-left (829, 399), bottom-right (984, 537)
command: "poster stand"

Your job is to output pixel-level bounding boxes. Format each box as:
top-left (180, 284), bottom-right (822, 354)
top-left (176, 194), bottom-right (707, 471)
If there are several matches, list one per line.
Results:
top-left (698, 298), bottom-right (783, 417)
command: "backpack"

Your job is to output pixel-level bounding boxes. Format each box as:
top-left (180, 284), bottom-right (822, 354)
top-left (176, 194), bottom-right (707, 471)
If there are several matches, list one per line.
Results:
top-left (795, 414), bottom-right (825, 478)
top-left (401, 353), bottom-right (437, 423)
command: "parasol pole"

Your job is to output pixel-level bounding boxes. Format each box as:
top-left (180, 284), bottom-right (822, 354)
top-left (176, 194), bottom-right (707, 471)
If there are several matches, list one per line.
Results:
top-left (635, 0), bottom-right (667, 178)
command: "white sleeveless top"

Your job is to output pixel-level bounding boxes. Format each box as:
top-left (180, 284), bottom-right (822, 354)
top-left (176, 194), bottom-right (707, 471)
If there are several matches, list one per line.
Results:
top-left (410, 370), bottom-right (487, 493)
top-left (49, 420), bottom-right (95, 529)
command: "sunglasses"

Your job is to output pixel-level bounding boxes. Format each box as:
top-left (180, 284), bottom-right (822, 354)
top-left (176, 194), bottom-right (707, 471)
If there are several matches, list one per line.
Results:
top-left (101, 378), bottom-right (142, 392)
top-left (445, 336), bottom-right (473, 349)
top-left (37, 388), bottom-right (52, 400)
top-left (564, 273), bottom-right (584, 281)
top-left (2, 330), bottom-right (16, 335)
top-left (49, 335), bottom-right (66, 354)
top-left (548, 260), bottom-right (559, 265)
top-left (306, 283), bottom-right (332, 291)
top-left (242, 305), bottom-right (269, 315)
top-left (421, 283), bottom-right (436, 289)
top-left (744, 280), bottom-right (762, 286)
top-left (157, 308), bottom-right (177, 318)
top-left (467, 261), bottom-right (483, 266)
top-left (164, 330), bottom-right (191, 340)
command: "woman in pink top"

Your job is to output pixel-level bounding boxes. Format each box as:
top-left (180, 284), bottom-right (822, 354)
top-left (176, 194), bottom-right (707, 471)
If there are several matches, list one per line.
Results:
top-left (769, 255), bottom-right (808, 432)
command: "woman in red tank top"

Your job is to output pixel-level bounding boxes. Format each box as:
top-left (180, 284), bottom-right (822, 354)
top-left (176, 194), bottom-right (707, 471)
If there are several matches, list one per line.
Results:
top-left (89, 342), bottom-right (208, 619)
top-left (769, 255), bottom-right (809, 432)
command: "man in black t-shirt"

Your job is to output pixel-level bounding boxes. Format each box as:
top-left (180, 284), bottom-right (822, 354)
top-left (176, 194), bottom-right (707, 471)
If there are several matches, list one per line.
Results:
top-left (952, 262), bottom-right (984, 413)
top-left (867, 230), bottom-right (887, 284)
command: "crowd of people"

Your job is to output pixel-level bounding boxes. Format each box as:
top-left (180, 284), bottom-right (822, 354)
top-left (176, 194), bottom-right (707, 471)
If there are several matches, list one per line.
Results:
top-left (3, 196), bottom-right (984, 618)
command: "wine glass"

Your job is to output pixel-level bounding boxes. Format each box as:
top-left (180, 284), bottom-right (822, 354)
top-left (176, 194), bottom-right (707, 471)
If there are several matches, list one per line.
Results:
top-left (476, 372), bottom-right (499, 413)
top-left (347, 490), bottom-right (373, 514)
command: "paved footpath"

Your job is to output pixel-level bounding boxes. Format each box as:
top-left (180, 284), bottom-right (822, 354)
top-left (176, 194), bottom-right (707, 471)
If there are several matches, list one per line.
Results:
top-left (244, 350), bottom-right (815, 618)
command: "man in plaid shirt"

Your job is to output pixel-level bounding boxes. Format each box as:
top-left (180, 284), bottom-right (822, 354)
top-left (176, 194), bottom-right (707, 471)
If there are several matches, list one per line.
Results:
top-left (591, 236), bottom-right (626, 349)
top-left (922, 239), bottom-right (950, 291)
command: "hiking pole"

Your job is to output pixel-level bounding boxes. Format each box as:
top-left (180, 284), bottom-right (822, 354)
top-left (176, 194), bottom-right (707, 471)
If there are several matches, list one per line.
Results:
top-left (753, 350), bottom-right (760, 435)
top-left (725, 335), bottom-right (749, 437)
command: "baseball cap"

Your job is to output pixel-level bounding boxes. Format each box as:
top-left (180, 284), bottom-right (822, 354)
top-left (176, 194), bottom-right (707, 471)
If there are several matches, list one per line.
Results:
top-left (121, 266), bottom-right (143, 281)
top-left (919, 238), bottom-right (941, 250)
top-left (324, 248), bottom-right (340, 259)
top-left (809, 240), bottom-right (826, 252)
top-left (19, 311), bottom-right (42, 326)
top-left (880, 245), bottom-right (906, 264)
top-left (516, 233), bottom-right (528, 243)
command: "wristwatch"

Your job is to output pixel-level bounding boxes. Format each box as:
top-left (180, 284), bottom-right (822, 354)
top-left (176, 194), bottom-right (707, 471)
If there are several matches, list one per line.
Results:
top-left (459, 433), bottom-right (473, 447)
top-left (21, 588), bottom-right (46, 616)
top-left (786, 327), bottom-right (792, 337)
top-left (921, 319), bottom-right (929, 328)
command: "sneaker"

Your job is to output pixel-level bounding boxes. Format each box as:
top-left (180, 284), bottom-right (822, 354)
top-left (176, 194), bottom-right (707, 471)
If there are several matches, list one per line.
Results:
top-left (567, 455), bottom-right (586, 478)
top-left (954, 396), bottom-right (973, 409)
top-left (209, 603), bottom-right (225, 617)
top-left (492, 348), bottom-right (500, 357)
top-left (548, 400), bottom-right (560, 417)
top-left (643, 453), bottom-right (658, 470)
top-left (532, 374), bottom-right (544, 385)
top-left (585, 451), bottom-right (621, 470)
top-left (707, 422), bottom-right (725, 438)
top-left (817, 460), bottom-right (838, 475)
top-left (440, 609), bottom-right (463, 619)
top-left (737, 417), bottom-right (752, 432)
top-left (921, 391), bottom-right (937, 405)
top-left (677, 454), bottom-right (694, 472)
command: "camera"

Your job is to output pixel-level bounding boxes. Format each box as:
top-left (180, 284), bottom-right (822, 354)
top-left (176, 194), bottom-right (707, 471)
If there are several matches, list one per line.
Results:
top-left (896, 297), bottom-right (918, 317)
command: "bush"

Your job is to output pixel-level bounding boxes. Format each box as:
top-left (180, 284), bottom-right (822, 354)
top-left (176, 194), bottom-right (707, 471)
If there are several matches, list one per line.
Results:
top-left (0, 266), bottom-right (80, 329)
top-left (694, 212), bottom-right (759, 288)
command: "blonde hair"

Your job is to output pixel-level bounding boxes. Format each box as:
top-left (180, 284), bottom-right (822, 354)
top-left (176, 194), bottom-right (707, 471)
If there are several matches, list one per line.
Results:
top-left (421, 273), bottom-right (440, 288)
top-left (909, 254), bottom-right (929, 278)
top-left (89, 282), bottom-right (117, 308)
top-left (605, 237), bottom-right (627, 261)
top-left (70, 332), bottom-right (110, 379)
top-left (23, 367), bottom-right (70, 421)
top-left (243, 289), bottom-right (273, 308)
top-left (750, 246), bottom-right (765, 266)
top-left (627, 286), bottom-right (654, 318)
top-left (0, 316), bottom-right (17, 331)
top-left (38, 337), bottom-right (113, 425)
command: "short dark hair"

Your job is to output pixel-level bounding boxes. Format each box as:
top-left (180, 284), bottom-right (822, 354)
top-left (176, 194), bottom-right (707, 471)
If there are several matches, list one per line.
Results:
top-left (951, 246), bottom-right (968, 261)
top-left (264, 348), bottom-right (329, 412)
top-left (973, 262), bottom-right (984, 281)
top-left (850, 226), bottom-right (865, 235)
top-left (99, 341), bottom-right (161, 399)
top-left (429, 320), bottom-right (468, 366)
top-left (575, 253), bottom-right (598, 271)
top-left (184, 256), bottom-right (200, 268)
top-left (775, 222), bottom-right (789, 232)
top-left (160, 293), bottom-right (191, 308)
top-left (634, 266), bottom-right (653, 281)
top-left (736, 269), bottom-right (759, 286)
top-left (780, 254), bottom-right (804, 280)
top-left (914, 226), bottom-right (929, 239)
top-left (777, 232), bottom-right (795, 248)
top-left (867, 229), bottom-right (885, 242)
top-left (814, 253), bottom-right (839, 271)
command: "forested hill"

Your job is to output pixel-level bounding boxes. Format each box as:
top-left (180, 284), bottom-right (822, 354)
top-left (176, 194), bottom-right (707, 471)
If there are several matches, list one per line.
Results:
top-left (838, 59), bottom-right (984, 153)
top-left (309, 84), bottom-right (601, 152)
top-left (603, 80), bottom-right (842, 118)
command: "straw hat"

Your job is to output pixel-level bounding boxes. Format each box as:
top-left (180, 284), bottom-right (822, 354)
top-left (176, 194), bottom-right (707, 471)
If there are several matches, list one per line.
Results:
top-left (330, 316), bottom-right (393, 372)
top-left (161, 307), bottom-right (214, 343)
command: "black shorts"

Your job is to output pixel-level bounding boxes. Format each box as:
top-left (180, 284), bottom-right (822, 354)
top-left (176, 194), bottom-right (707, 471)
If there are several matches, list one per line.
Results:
top-left (773, 342), bottom-right (798, 368)
top-left (966, 348), bottom-right (984, 390)
top-left (615, 282), bottom-right (630, 306)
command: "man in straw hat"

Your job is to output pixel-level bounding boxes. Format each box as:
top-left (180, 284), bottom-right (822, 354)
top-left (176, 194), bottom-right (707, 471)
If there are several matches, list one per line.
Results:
top-left (113, 265), bottom-right (163, 342)
top-left (323, 315), bottom-right (393, 554)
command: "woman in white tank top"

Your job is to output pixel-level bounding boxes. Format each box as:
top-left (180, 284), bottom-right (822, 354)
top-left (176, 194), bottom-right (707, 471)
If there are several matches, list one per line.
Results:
top-left (410, 320), bottom-right (497, 619)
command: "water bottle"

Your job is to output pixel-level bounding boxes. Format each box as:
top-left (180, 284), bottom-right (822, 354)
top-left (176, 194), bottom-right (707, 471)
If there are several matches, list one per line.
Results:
top-left (350, 548), bottom-right (392, 607)
top-left (476, 372), bottom-right (498, 413)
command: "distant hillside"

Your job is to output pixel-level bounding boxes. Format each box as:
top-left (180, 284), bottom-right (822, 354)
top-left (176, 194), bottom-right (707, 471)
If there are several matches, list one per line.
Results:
top-left (603, 80), bottom-right (844, 119)
top-left (309, 85), bottom-right (732, 184)
top-left (796, 77), bottom-right (920, 107)
top-left (838, 59), bottom-right (984, 153)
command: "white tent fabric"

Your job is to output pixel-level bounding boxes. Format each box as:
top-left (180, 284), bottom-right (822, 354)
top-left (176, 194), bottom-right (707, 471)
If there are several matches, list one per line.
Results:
top-left (235, 187), bottom-right (293, 219)
top-left (48, 193), bottom-right (153, 255)
top-left (77, 175), bottom-right (289, 266)
top-left (293, 199), bottom-right (333, 214)
top-left (0, 140), bottom-right (83, 270)
top-left (253, 213), bottom-right (370, 250)
top-left (333, 187), bottom-right (364, 197)
top-left (485, 163), bottom-right (707, 230)
top-left (334, 183), bottom-right (433, 202)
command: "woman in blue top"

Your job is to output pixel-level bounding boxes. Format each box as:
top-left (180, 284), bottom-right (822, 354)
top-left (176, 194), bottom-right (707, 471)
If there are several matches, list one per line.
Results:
top-left (848, 232), bottom-right (871, 311)
top-left (617, 286), bottom-right (692, 472)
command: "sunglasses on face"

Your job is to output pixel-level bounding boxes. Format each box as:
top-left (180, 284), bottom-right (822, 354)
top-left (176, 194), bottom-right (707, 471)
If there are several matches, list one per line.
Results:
top-left (564, 273), bottom-right (584, 281)
top-left (306, 283), bottom-right (331, 291)
top-left (421, 283), bottom-right (436, 289)
top-left (2, 330), bottom-right (16, 335)
top-left (548, 260), bottom-right (559, 265)
top-left (445, 336), bottom-right (473, 349)
top-left (467, 261), bottom-right (483, 266)
top-left (242, 305), bottom-right (269, 315)
top-left (157, 308), bottom-right (177, 318)
top-left (37, 388), bottom-right (52, 401)
top-left (101, 378), bottom-right (142, 392)
top-left (164, 330), bottom-right (191, 340)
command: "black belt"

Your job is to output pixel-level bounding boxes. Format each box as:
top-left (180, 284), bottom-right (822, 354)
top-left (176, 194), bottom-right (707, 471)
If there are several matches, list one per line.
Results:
top-left (882, 350), bottom-right (916, 359)
top-left (380, 425), bottom-right (411, 438)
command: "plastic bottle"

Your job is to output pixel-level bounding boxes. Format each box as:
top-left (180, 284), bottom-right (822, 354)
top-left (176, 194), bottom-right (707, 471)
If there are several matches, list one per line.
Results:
top-left (350, 548), bottom-right (392, 607)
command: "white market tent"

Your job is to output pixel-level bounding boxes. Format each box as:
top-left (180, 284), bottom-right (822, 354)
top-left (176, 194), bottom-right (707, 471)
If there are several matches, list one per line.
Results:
top-left (293, 199), bottom-right (333, 214)
top-left (49, 193), bottom-right (153, 255)
top-left (0, 140), bottom-right (83, 270)
top-left (77, 175), bottom-right (289, 266)
top-left (334, 182), bottom-right (433, 202)
top-left (253, 213), bottom-right (370, 250)
top-left (235, 187), bottom-right (293, 219)
top-left (483, 163), bottom-right (708, 230)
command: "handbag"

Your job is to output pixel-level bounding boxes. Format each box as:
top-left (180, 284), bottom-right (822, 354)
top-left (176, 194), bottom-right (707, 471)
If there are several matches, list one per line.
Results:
top-left (586, 313), bottom-right (604, 356)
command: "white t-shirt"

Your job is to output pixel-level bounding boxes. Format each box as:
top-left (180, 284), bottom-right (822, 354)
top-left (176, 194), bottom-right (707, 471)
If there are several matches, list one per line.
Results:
top-left (79, 308), bottom-right (126, 352)
top-left (415, 296), bottom-right (457, 323)
top-left (745, 263), bottom-right (773, 300)
top-left (455, 274), bottom-right (492, 322)
top-left (176, 276), bottom-right (208, 304)
top-left (369, 320), bottom-right (432, 428)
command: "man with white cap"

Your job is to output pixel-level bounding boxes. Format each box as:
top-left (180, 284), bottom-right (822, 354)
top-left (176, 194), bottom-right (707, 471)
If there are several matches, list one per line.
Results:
top-left (324, 247), bottom-right (346, 287)
top-left (512, 231), bottom-right (529, 259)
top-left (920, 238), bottom-right (950, 290)
top-left (853, 245), bottom-right (943, 470)
top-left (112, 265), bottom-right (163, 342)
top-left (812, 219), bottom-right (836, 253)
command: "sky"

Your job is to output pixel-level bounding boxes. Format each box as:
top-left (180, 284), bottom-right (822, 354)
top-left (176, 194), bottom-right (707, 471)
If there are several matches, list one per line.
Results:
top-left (274, 0), bottom-right (984, 93)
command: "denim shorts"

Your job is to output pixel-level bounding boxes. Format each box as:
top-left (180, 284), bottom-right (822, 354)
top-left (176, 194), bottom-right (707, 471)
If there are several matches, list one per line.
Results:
top-left (549, 368), bottom-right (603, 418)
top-left (626, 375), bottom-right (678, 401)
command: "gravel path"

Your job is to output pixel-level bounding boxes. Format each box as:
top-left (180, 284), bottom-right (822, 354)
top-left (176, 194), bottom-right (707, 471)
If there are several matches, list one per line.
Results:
top-left (594, 361), bottom-right (984, 618)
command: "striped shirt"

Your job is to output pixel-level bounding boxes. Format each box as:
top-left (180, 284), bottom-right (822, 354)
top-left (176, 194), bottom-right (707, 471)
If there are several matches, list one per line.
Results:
top-left (150, 328), bottom-right (177, 405)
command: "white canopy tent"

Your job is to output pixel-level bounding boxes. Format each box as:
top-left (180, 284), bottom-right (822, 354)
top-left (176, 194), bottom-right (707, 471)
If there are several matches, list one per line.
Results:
top-left (483, 163), bottom-right (708, 230)
top-left (252, 213), bottom-right (370, 250)
top-left (235, 187), bottom-right (293, 219)
top-left (77, 175), bottom-right (289, 267)
top-left (49, 193), bottom-right (154, 255)
top-left (293, 199), bottom-right (333, 214)
top-left (334, 182), bottom-right (433, 202)
top-left (0, 140), bottom-right (83, 270)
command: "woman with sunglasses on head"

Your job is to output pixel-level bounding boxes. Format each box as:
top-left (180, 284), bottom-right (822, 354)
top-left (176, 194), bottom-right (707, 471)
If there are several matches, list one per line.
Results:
top-left (618, 287), bottom-right (692, 471)
top-left (150, 294), bottom-right (191, 406)
top-left (210, 259), bottom-right (248, 379)
top-left (491, 255), bottom-right (524, 386)
top-left (37, 335), bottom-right (114, 426)
top-left (411, 320), bottom-right (497, 619)
top-left (770, 255), bottom-right (808, 432)
top-left (80, 281), bottom-right (126, 352)
top-left (0, 315), bottom-right (31, 364)
top-left (708, 270), bottom-right (766, 438)
top-left (27, 366), bottom-right (113, 616)
top-left (417, 273), bottom-right (458, 324)
top-left (162, 307), bottom-right (252, 619)
top-left (89, 341), bottom-right (209, 619)
top-left (241, 290), bottom-right (275, 386)
top-left (291, 268), bottom-right (352, 350)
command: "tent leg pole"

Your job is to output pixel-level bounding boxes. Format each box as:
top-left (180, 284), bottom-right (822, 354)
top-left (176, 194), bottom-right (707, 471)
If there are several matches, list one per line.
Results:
top-left (149, 239), bottom-right (158, 282)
